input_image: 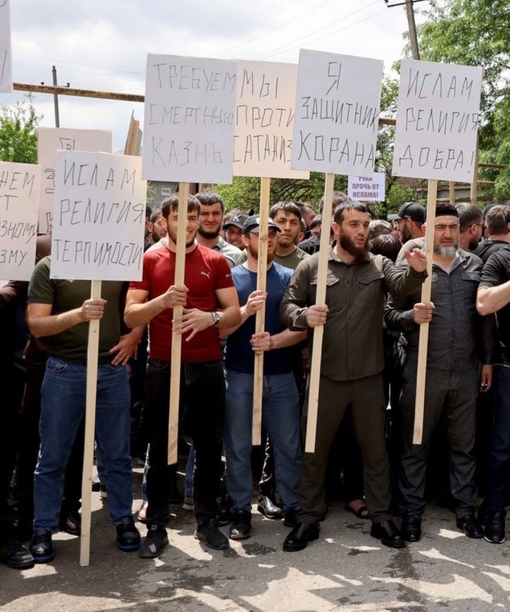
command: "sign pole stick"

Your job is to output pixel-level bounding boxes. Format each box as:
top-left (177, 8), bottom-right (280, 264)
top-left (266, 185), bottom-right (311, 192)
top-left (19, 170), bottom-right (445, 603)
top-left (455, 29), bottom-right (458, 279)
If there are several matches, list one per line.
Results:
top-left (412, 179), bottom-right (438, 445)
top-left (252, 177), bottom-right (270, 445)
top-left (304, 173), bottom-right (335, 453)
top-left (167, 183), bottom-right (190, 465)
top-left (79, 279), bottom-right (102, 567)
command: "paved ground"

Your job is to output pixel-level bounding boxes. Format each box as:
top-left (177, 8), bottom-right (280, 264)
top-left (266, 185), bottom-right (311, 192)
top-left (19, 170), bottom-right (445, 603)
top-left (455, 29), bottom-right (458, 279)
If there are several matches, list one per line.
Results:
top-left (2, 470), bottom-right (510, 611)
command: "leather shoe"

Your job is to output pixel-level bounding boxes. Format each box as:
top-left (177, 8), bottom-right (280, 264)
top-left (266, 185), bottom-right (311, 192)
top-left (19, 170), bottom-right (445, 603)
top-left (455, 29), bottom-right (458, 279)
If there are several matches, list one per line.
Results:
top-left (371, 520), bottom-right (405, 549)
top-left (59, 510), bottom-right (81, 536)
top-left (456, 513), bottom-right (483, 539)
top-left (283, 509), bottom-right (298, 528)
top-left (401, 516), bottom-right (422, 542)
top-left (257, 494), bottom-right (283, 520)
top-left (283, 522), bottom-right (320, 552)
top-left (0, 537), bottom-right (34, 569)
top-left (29, 529), bottom-right (54, 563)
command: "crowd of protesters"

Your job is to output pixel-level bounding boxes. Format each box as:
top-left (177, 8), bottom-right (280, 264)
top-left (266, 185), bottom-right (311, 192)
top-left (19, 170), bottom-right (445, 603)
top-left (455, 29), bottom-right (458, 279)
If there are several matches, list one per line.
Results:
top-left (2, 191), bottom-right (510, 569)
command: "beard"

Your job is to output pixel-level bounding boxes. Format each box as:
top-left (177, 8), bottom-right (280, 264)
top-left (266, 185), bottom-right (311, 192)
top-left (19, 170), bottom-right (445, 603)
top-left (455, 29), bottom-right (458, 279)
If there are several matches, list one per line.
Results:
top-left (401, 224), bottom-right (412, 244)
top-left (247, 240), bottom-right (276, 263)
top-left (198, 227), bottom-right (220, 240)
top-left (339, 233), bottom-right (369, 261)
top-left (433, 244), bottom-right (458, 258)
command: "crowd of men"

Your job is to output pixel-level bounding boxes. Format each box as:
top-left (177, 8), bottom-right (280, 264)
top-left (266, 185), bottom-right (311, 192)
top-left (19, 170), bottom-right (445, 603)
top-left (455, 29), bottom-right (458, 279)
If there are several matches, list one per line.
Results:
top-left (2, 191), bottom-right (510, 570)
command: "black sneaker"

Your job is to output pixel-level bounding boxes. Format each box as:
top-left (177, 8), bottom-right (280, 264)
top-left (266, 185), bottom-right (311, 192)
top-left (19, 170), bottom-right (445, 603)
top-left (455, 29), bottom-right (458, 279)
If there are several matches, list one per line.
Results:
top-left (116, 516), bottom-right (141, 552)
top-left (29, 529), bottom-right (54, 563)
top-left (59, 510), bottom-right (81, 536)
top-left (195, 519), bottom-right (229, 550)
top-left (138, 524), bottom-right (169, 558)
top-left (484, 510), bottom-right (506, 544)
top-left (230, 510), bottom-right (252, 540)
top-left (0, 538), bottom-right (35, 570)
top-left (215, 494), bottom-right (233, 526)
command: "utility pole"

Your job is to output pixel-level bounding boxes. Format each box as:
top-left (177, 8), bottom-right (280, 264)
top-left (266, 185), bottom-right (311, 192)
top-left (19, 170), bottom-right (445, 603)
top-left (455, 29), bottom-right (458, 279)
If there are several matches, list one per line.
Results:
top-left (405, 0), bottom-right (420, 60)
top-left (41, 66), bottom-right (70, 127)
top-left (52, 65), bottom-right (60, 127)
top-left (384, 0), bottom-right (424, 60)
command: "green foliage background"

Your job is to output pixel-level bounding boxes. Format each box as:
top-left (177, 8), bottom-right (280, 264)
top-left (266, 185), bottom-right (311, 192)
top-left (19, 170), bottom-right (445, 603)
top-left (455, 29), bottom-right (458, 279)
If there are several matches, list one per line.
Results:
top-left (0, 95), bottom-right (41, 164)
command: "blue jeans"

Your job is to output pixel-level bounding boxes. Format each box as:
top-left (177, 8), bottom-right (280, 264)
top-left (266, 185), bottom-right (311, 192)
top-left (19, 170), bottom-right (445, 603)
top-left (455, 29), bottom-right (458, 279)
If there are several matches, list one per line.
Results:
top-left (224, 370), bottom-right (301, 513)
top-left (34, 357), bottom-right (133, 530)
top-left (485, 365), bottom-right (510, 511)
top-left (144, 359), bottom-right (225, 526)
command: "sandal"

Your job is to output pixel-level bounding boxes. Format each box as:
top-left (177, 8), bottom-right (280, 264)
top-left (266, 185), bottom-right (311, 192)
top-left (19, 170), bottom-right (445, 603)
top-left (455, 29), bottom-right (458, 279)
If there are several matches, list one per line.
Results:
top-left (344, 500), bottom-right (369, 519)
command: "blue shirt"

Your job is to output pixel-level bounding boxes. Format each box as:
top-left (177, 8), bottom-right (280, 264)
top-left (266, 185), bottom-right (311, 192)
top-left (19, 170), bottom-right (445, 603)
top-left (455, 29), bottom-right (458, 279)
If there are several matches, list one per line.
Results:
top-left (225, 262), bottom-right (294, 375)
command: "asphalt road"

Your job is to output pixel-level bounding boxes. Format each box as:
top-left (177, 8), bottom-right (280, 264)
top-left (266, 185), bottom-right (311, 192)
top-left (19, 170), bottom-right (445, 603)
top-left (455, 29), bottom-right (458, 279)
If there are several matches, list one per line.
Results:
top-left (2, 471), bottom-right (510, 611)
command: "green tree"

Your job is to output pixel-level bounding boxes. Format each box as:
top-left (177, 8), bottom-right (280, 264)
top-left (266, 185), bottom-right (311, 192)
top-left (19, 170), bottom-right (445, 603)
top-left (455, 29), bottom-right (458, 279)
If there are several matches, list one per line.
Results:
top-left (416, 0), bottom-right (510, 198)
top-left (215, 173), bottom-right (347, 214)
top-left (0, 95), bottom-right (42, 164)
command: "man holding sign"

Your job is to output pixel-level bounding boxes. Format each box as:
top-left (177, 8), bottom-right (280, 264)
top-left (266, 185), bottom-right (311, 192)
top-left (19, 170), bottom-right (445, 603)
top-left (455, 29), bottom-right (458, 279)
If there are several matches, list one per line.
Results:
top-left (125, 194), bottom-right (241, 557)
top-left (385, 203), bottom-right (493, 542)
top-left (280, 201), bottom-right (427, 551)
top-left (26, 260), bottom-right (142, 562)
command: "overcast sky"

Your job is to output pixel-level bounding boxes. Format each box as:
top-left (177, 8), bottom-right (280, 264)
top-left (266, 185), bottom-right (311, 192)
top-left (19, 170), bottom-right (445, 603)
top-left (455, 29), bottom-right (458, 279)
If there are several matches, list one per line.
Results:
top-left (1, 0), bottom-right (429, 152)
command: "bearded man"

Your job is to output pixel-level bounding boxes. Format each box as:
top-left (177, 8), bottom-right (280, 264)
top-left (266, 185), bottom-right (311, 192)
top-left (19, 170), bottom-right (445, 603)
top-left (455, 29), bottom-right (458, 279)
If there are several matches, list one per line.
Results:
top-left (385, 202), bottom-right (493, 543)
top-left (279, 201), bottom-right (428, 552)
top-left (195, 191), bottom-right (241, 266)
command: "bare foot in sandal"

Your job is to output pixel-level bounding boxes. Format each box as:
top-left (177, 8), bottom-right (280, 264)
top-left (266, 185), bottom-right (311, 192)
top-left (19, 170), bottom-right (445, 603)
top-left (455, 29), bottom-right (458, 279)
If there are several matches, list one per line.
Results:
top-left (345, 499), bottom-right (369, 519)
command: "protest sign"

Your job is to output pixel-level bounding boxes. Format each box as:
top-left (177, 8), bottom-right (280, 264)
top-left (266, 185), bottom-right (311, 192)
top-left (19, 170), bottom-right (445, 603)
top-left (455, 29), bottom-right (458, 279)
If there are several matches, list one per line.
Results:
top-left (393, 59), bottom-right (482, 444)
top-left (348, 172), bottom-right (386, 201)
top-left (392, 59), bottom-right (483, 183)
top-left (0, 161), bottom-right (41, 280)
top-left (291, 50), bottom-right (384, 452)
top-left (292, 49), bottom-right (383, 176)
top-left (143, 54), bottom-right (237, 184)
top-left (0, 0), bottom-right (12, 93)
top-left (234, 60), bottom-right (308, 180)
top-left (50, 151), bottom-right (146, 282)
top-left (37, 127), bottom-right (112, 234)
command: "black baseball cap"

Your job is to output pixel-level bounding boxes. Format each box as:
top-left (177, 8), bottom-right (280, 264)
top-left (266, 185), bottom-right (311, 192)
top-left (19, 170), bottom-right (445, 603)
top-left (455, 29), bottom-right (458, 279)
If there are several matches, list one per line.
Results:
top-left (242, 216), bottom-right (281, 235)
top-left (223, 213), bottom-right (249, 230)
top-left (397, 202), bottom-right (426, 223)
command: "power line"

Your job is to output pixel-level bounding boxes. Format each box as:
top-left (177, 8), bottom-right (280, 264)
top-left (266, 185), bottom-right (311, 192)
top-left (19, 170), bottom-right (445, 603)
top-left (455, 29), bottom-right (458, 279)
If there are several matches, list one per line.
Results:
top-left (211, 0), bottom-right (331, 57)
top-left (256, 5), bottom-right (387, 61)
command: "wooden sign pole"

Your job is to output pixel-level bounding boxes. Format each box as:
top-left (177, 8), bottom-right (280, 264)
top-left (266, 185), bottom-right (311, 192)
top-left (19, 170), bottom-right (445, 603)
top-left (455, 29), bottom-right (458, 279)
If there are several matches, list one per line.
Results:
top-left (304, 173), bottom-right (335, 453)
top-left (470, 133), bottom-right (480, 205)
top-left (167, 183), bottom-right (190, 465)
top-left (412, 179), bottom-right (438, 445)
top-left (79, 279), bottom-right (102, 567)
top-left (252, 177), bottom-right (271, 445)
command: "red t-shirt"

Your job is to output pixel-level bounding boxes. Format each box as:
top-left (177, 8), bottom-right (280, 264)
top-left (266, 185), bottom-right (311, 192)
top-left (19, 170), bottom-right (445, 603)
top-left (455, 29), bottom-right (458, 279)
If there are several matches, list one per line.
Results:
top-left (129, 244), bottom-right (234, 362)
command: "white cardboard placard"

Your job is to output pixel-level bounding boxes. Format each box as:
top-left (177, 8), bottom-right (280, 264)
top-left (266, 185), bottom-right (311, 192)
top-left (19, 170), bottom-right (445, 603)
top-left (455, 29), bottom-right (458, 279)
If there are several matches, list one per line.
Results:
top-left (37, 128), bottom-right (112, 234)
top-left (0, 1), bottom-right (12, 93)
top-left (143, 54), bottom-right (237, 184)
top-left (348, 172), bottom-right (386, 201)
top-left (0, 161), bottom-right (41, 280)
top-left (234, 60), bottom-right (308, 180)
top-left (291, 49), bottom-right (383, 176)
top-left (50, 151), bottom-right (146, 281)
top-left (392, 59), bottom-right (483, 182)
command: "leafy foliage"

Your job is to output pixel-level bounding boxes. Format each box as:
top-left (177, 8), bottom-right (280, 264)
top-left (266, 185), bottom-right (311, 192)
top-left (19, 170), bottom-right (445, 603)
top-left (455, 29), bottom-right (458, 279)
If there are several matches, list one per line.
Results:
top-left (215, 173), bottom-right (347, 214)
top-left (0, 95), bottom-right (42, 164)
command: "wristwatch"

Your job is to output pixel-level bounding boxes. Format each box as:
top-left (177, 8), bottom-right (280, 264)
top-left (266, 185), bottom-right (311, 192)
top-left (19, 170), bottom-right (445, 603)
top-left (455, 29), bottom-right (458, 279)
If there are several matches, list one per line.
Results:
top-left (211, 311), bottom-right (221, 326)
